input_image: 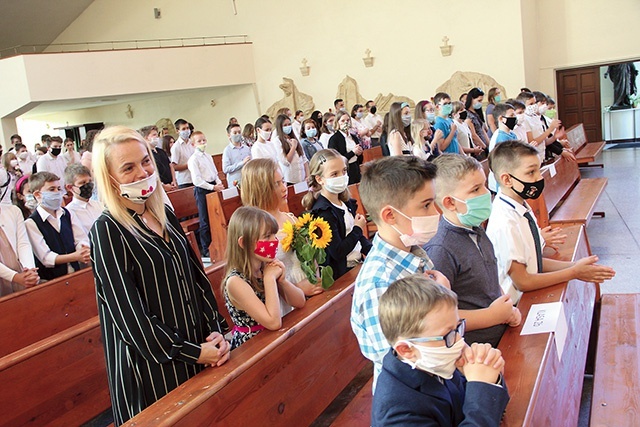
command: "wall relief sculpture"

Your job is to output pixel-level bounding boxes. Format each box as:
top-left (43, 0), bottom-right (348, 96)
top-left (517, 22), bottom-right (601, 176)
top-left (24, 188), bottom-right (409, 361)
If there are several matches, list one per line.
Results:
top-left (336, 75), bottom-right (414, 116)
top-left (266, 77), bottom-right (315, 119)
top-left (436, 71), bottom-right (506, 102)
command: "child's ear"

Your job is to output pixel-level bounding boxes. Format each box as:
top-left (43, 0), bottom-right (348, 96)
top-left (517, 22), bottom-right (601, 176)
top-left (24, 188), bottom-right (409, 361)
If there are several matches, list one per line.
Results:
top-left (394, 341), bottom-right (417, 362)
top-left (498, 172), bottom-right (512, 187)
top-left (379, 205), bottom-right (397, 225)
top-left (65, 183), bottom-right (74, 193)
top-left (237, 236), bottom-right (244, 249)
top-left (441, 196), bottom-right (457, 212)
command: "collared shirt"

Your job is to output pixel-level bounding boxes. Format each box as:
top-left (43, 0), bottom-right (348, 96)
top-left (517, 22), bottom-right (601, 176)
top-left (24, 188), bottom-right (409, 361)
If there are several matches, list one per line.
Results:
top-left (18, 158), bottom-right (35, 175)
top-left (187, 150), bottom-right (221, 191)
top-left (170, 137), bottom-right (195, 185)
top-left (351, 233), bottom-right (434, 390)
top-left (524, 113), bottom-right (547, 162)
top-left (486, 190), bottom-right (545, 303)
top-left (36, 152), bottom-right (68, 187)
top-left (488, 130), bottom-right (518, 192)
top-left (25, 205), bottom-right (89, 268)
top-left (425, 217), bottom-right (506, 347)
top-left (222, 142), bottom-right (251, 185)
top-left (435, 116), bottom-right (461, 154)
top-left (62, 151), bottom-right (81, 166)
top-left (0, 204), bottom-right (35, 281)
top-left (66, 197), bottom-right (104, 236)
top-left (251, 139), bottom-right (279, 162)
top-left (364, 113), bottom-right (383, 139)
top-left (319, 131), bottom-right (334, 149)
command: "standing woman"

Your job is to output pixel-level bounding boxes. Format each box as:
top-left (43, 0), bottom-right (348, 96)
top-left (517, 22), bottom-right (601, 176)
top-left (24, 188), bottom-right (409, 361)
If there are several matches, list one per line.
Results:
top-left (328, 111), bottom-right (363, 184)
top-left (464, 87), bottom-right (490, 153)
top-left (90, 126), bottom-right (230, 426)
top-left (350, 104), bottom-right (372, 149)
top-left (272, 114), bottom-right (308, 185)
top-left (486, 87), bottom-right (502, 137)
top-left (387, 102), bottom-right (414, 156)
top-left (319, 112), bottom-right (336, 149)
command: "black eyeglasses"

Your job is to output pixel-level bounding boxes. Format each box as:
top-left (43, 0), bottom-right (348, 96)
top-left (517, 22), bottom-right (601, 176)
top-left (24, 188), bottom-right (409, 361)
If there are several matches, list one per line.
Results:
top-left (407, 319), bottom-right (466, 348)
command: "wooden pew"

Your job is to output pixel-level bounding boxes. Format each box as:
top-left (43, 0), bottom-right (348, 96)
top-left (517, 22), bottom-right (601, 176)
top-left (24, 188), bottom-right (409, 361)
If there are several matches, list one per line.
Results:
top-left (590, 293), bottom-right (640, 427)
top-left (498, 224), bottom-right (596, 426)
top-left (0, 316), bottom-right (111, 427)
top-left (206, 189), bottom-right (243, 263)
top-left (212, 153), bottom-right (228, 187)
top-left (167, 187), bottom-right (200, 233)
top-left (348, 183), bottom-right (376, 238)
top-left (527, 156), bottom-right (607, 230)
top-left (362, 145), bottom-right (383, 164)
top-left (565, 123), bottom-right (606, 168)
top-left (286, 182), bottom-right (309, 217)
top-left (205, 260), bottom-right (232, 331)
top-left (125, 267), bottom-right (367, 427)
top-left (330, 377), bottom-right (373, 427)
top-left (0, 267), bottom-right (96, 358)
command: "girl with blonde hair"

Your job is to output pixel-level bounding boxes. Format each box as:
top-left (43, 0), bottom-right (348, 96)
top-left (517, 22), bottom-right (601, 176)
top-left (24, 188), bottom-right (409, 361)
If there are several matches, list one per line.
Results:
top-left (90, 125), bottom-right (229, 426)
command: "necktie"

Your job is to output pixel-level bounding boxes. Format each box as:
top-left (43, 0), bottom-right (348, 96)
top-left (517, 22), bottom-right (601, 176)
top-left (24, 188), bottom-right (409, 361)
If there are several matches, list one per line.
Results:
top-left (523, 211), bottom-right (543, 273)
top-left (540, 115), bottom-right (548, 131)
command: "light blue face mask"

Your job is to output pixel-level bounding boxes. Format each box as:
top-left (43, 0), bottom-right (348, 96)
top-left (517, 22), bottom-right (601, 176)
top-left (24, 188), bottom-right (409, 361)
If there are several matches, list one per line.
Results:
top-left (283, 125), bottom-right (293, 135)
top-left (306, 128), bottom-right (317, 138)
top-left (440, 104), bottom-right (453, 117)
top-left (473, 102), bottom-right (483, 110)
top-left (40, 190), bottom-right (64, 211)
top-left (426, 112), bottom-right (436, 123)
top-left (452, 192), bottom-right (492, 227)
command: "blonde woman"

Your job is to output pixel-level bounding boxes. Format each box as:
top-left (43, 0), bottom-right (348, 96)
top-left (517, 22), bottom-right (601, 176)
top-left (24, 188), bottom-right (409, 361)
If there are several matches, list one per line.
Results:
top-left (241, 158), bottom-right (323, 300)
top-left (89, 126), bottom-right (230, 426)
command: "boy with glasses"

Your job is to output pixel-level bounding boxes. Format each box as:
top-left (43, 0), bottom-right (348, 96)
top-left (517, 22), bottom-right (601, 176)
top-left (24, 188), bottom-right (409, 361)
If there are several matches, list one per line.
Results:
top-left (432, 92), bottom-right (463, 154)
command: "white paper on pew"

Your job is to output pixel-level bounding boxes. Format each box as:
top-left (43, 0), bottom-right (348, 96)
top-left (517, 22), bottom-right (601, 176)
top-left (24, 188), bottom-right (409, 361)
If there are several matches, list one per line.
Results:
top-left (520, 301), bottom-right (563, 336)
top-left (293, 181), bottom-right (308, 194)
top-left (549, 163), bottom-right (557, 178)
top-left (222, 187), bottom-right (239, 200)
top-left (540, 165), bottom-right (550, 176)
top-left (554, 303), bottom-right (568, 361)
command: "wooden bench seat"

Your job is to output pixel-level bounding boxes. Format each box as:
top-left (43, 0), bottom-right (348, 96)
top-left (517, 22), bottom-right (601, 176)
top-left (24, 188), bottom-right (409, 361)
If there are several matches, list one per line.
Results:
top-left (590, 293), bottom-right (640, 427)
top-left (125, 266), bottom-right (366, 426)
top-left (0, 316), bottom-right (110, 427)
top-left (206, 189), bottom-right (242, 262)
top-left (167, 187), bottom-right (200, 233)
top-left (0, 267), bottom-right (96, 358)
top-left (362, 145), bottom-right (383, 164)
top-left (565, 123), bottom-right (606, 168)
top-left (287, 182), bottom-right (309, 217)
top-left (550, 177), bottom-right (607, 227)
top-left (330, 377), bottom-right (373, 427)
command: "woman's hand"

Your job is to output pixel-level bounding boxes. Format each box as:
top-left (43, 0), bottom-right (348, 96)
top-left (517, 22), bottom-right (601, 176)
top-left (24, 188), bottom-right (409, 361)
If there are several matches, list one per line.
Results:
top-left (198, 332), bottom-right (231, 367)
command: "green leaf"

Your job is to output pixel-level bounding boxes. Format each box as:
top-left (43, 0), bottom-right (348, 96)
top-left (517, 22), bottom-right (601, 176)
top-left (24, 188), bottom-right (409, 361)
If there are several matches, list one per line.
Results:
top-left (321, 266), bottom-right (335, 290)
top-left (301, 261), bottom-right (318, 284)
top-left (299, 245), bottom-right (315, 262)
top-left (316, 248), bottom-right (326, 264)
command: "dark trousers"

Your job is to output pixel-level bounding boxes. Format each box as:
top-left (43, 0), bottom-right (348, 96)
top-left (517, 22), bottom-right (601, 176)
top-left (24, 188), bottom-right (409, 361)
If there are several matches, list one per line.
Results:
top-left (371, 137), bottom-right (380, 147)
top-left (194, 186), bottom-right (213, 255)
top-left (178, 183), bottom-right (194, 189)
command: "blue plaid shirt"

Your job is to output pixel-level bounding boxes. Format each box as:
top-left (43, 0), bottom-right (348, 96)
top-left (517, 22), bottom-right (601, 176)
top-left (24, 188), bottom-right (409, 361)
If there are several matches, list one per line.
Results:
top-left (350, 234), bottom-right (434, 390)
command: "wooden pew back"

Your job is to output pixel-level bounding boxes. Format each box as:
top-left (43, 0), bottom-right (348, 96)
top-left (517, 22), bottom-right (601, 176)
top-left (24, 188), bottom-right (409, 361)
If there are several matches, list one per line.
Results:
top-left (565, 123), bottom-right (589, 152)
top-left (286, 182), bottom-right (309, 217)
top-left (167, 187), bottom-right (199, 232)
top-left (206, 189), bottom-right (243, 262)
top-left (125, 267), bottom-right (367, 427)
top-left (362, 146), bottom-right (383, 164)
top-left (0, 268), bottom-right (97, 358)
top-left (205, 261), bottom-right (232, 329)
top-left (212, 154), bottom-right (228, 188)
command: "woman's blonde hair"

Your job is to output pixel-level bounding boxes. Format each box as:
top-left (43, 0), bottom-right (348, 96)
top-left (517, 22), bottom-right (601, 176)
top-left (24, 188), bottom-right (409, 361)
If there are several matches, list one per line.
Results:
top-left (224, 206), bottom-right (279, 292)
top-left (241, 158), bottom-right (281, 212)
top-left (93, 125), bottom-right (166, 237)
top-left (410, 119), bottom-right (428, 153)
top-left (302, 149), bottom-right (350, 210)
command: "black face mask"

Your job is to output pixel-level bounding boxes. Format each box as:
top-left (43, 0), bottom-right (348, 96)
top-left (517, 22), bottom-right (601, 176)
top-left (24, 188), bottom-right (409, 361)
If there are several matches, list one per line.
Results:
top-left (370, 106), bottom-right (377, 115)
top-left (75, 182), bottom-right (94, 199)
top-left (50, 147), bottom-right (62, 157)
top-left (509, 174), bottom-right (545, 199)
top-left (504, 116), bottom-right (518, 130)
top-left (459, 110), bottom-right (468, 121)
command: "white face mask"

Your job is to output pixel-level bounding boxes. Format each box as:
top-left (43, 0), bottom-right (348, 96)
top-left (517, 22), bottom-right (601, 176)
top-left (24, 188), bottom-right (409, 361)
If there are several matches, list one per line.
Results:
top-left (150, 137), bottom-right (161, 148)
top-left (323, 174), bottom-right (349, 194)
top-left (118, 172), bottom-right (157, 204)
top-left (538, 104), bottom-right (548, 115)
top-left (397, 338), bottom-right (466, 379)
top-left (391, 207), bottom-right (440, 247)
top-left (18, 152), bottom-right (28, 160)
top-left (9, 159), bottom-right (18, 168)
top-left (24, 193), bottom-right (38, 210)
top-left (516, 113), bottom-right (525, 125)
top-left (179, 129), bottom-right (191, 140)
top-left (259, 129), bottom-right (272, 141)
top-left (525, 104), bottom-right (538, 116)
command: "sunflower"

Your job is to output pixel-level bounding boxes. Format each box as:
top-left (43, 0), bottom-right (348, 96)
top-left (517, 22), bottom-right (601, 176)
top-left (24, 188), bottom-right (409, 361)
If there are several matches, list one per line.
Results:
top-left (281, 221), bottom-right (296, 252)
top-left (308, 218), bottom-right (332, 249)
top-left (296, 212), bottom-right (313, 228)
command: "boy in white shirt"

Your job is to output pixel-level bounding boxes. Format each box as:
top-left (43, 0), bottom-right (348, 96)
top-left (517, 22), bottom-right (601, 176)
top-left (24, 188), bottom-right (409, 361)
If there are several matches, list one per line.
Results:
top-left (364, 100), bottom-right (383, 147)
top-left (64, 163), bottom-right (104, 236)
top-left (187, 131), bottom-right (224, 258)
top-left (222, 123), bottom-right (251, 186)
top-left (35, 137), bottom-right (67, 187)
top-left (486, 140), bottom-right (615, 303)
top-left (516, 92), bottom-right (559, 164)
top-left (0, 204), bottom-right (39, 295)
top-left (171, 118), bottom-right (195, 188)
top-left (15, 143), bottom-right (35, 175)
top-left (25, 172), bottom-right (90, 281)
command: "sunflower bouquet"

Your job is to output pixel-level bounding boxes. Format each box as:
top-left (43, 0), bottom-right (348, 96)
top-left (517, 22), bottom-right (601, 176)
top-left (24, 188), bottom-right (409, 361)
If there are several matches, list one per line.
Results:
top-left (281, 213), bottom-right (335, 290)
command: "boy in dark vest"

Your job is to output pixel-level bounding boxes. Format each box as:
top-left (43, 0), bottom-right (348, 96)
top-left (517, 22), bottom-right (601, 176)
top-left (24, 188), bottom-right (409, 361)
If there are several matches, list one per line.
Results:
top-left (24, 172), bottom-right (90, 281)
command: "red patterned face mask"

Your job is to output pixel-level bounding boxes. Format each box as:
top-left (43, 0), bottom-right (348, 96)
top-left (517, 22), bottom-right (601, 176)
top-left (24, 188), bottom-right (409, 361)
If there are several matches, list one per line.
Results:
top-left (254, 239), bottom-right (278, 260)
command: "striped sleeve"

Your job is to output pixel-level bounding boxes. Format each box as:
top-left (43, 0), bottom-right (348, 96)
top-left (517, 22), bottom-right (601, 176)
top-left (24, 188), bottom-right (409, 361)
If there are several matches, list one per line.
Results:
top-left (90, 217), bottom-right (202, 365)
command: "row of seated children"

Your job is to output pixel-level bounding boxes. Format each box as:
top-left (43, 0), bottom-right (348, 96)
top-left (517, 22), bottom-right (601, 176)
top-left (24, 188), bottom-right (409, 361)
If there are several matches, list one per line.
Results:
top-left (0, 165), bottom-right (103, 296)
top-left (349, 148), bottom-right (614, 425)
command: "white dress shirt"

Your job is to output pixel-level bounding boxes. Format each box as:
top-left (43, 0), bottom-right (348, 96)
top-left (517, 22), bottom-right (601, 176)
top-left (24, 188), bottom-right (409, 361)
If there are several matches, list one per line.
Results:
top-left (273, 134), bottom-right (307, 184)
top-left (66, 197), bottom-right (104, 236)
top-left (170, 137), bottom-right (195, 185)
top-left (486, 190), bottom-right (545, 303)
top-left (0, 205), bottom-right (35, 282)
top-left (524, 114), bottom-right (547, 163)
top-left (187, 150), bottom-right (221, 191)
top-left (25, 205), bottom-right (89, 268)
top-left (18, 158), bottom-right (35, 175)
top-left (319, 131), bottom-right (334, 149)
top-left (63, 151), bottom-right (82, 165)
top-left (36, 152), bottom-right (68, 187)
top-left (251, 139), bottom-right (280, 162)
top-left (364, 113), bottom-right (383, 139)
top-left (222, 142), bottom-right (252, 185)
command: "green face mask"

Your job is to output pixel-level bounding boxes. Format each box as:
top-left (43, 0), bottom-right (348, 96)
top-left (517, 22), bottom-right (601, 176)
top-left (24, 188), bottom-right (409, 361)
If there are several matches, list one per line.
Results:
top-left (440, 104), bottom-right (453, 117)
top-left (544, 108), bottom-right (557, 119)
top-left (495, 95), bottom-right (502, 103)
top-left (452, 192), bottom-right (492, 228)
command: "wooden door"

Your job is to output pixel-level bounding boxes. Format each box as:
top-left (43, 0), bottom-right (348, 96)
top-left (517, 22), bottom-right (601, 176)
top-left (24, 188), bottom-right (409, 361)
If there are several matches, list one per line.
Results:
top-left (556, 66), bottom-right (602, 142)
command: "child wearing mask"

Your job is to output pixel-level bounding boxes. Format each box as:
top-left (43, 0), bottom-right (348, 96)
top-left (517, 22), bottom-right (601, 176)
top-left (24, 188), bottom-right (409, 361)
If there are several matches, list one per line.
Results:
top-left (25, 172), bottom-right (90, 281)
top-left (387, 102), bottom-right (414, 157)
top-left (300, 119), bottom-right (324, 162)
top-left (64, 163), bottom-right (104, 237)
top-left (452, 101), bottom-right (481, 156)
top-left (251, 117), bottom-right (279, 162)
top-left (351, 156), bottom-right (449, 390)
top-left (487, 103), bottom-right (519, 193)
top-left (223, 206), bottom-right (305, 349)
top-left (222, 123), bottom-right (252, 186)
top-left (187, 131), bottom-right (225, 258)
top-left (303, 149), bottom-right (372, 280)
top-left (36, 137), bottom-right (67, 187)
top-left (141, 125), bottom-right (177, 192)
top-left (13, 175), bottom-right (37, 219)
top-left (171, 118), bottom-right (195, 188)
top-left (0, 202), bottom-right (39, 296)
top-left (426, 154), bottom-right (521, 348)
top-left (433, 93), bottom-right (463, 154)
top-left (372, 274), bottom-right (509, 426)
